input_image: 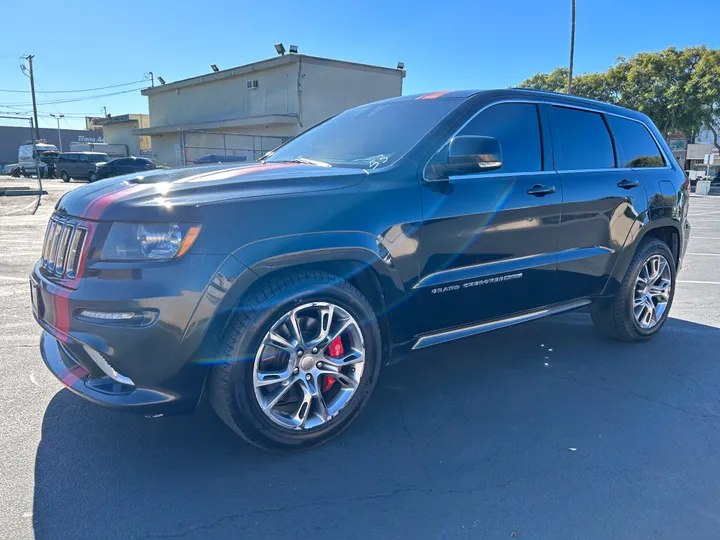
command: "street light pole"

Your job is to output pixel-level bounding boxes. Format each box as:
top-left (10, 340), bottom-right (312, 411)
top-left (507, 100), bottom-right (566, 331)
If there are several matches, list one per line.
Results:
top-left (50, 114), bottom-right (64, 151)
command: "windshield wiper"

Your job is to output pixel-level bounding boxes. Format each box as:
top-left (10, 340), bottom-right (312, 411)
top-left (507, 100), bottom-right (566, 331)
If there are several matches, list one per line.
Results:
top-left (279, 157), bottom-right (332, 168)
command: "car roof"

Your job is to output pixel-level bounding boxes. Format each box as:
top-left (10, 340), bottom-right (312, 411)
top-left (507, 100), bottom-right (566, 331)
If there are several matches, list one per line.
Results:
top-left (384, 89), bottom-right (649, 122)
top-left (62, 151), bottom-right (108, 155)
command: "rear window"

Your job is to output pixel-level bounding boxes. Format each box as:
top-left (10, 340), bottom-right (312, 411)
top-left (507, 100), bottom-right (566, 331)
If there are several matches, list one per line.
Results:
top-left (607, 116), bottom-right (665, 168)
top-left (552, 106), bottom-right (615, 170)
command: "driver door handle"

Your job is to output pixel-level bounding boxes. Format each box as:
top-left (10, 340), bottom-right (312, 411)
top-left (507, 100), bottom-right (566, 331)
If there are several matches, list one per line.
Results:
top-left (527, 184), bottom-right (556, 197)
top-left (617, 178), bottom-right (640, 189)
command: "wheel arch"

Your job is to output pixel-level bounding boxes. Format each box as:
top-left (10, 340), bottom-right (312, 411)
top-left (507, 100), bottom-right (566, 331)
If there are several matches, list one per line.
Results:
top-left (603, 218), bottom-right (682, 296)
top-left (191, 233), bottom-right (410, 365)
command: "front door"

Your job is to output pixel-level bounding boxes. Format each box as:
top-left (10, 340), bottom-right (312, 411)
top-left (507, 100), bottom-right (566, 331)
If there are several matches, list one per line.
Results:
top-left (547, 105), bottom-right (650, 301)
top-left (415, 101), bottom-right (562, 334)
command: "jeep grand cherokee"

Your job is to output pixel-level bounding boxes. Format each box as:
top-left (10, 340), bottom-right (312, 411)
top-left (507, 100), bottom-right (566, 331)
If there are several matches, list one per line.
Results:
top-left (31, 89), bottom-right (690, 450)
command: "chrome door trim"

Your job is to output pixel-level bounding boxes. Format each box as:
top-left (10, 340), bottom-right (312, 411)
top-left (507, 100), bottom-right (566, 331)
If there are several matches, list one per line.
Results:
top-left (412, 299), bottom-right (591, 350)
top-left (414, 247), bottom-right (614, 290)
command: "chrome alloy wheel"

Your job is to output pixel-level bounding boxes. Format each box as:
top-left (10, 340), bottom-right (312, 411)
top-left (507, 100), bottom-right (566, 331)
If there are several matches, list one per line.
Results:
top-left (253, 302), bottom-right (366, 430)
top-left (633, 254), bottom-right (672, 329)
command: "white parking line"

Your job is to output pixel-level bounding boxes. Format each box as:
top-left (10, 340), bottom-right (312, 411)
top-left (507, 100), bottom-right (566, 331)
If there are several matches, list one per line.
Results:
top-left (689, 236), bottom-right (720, 240)
top-left (691, 211), bottom-right (720, 217)
top-left (678, 280), bottom-right (720, 285)
top-left (686, 252), bottom-right (720, 257)
top-left (0, 276), bottom-right (26, 282)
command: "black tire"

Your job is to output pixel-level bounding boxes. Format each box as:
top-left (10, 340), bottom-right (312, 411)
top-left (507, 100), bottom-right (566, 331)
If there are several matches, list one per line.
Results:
top-left (88, 171), bottom-right (97, 182)
top-left (209, 270), bottom-right (382, 451)
top-left (61, 171), bottom-right (70, 183)
top-left (591, 237), bottom-right (676, 342)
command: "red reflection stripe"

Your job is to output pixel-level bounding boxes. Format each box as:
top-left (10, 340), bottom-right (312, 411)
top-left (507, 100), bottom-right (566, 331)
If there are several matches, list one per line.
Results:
top-left (416, 91), bottom-right (452, 100)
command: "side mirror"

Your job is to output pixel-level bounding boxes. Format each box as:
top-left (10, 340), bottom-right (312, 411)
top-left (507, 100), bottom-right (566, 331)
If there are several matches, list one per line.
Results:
top-left (428, 136), bottom-right (503, 180)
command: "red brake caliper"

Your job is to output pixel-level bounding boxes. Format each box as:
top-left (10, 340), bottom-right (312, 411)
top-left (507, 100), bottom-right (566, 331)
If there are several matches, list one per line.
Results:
top-left (323, 336), bottom-right (344, 392)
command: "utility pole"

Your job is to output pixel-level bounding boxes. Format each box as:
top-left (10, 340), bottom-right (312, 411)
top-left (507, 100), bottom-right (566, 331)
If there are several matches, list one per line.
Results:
top-left (25, 55), bottom-right (40, 140)
top-left (567, 0), bottom-right (576, 95)
top-left (50, 114), bottom-right (64, 151)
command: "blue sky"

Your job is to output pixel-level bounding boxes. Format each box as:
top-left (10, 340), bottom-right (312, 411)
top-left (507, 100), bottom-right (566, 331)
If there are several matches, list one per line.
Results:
top-left (2, 0), bottom-right (718, 130)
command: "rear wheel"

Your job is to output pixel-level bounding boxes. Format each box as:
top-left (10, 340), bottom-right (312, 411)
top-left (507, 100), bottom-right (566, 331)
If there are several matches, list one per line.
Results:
top-left (209, 270), bottom-right (382, 451)
top-left (592, 237), bottom-right (675, 341)
top-left (61, 171), bottom-right (70, 183)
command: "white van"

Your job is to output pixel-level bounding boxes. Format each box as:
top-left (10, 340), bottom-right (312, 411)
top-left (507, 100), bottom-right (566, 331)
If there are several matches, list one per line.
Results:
top-left (18, 141), bottom-right (59, 177)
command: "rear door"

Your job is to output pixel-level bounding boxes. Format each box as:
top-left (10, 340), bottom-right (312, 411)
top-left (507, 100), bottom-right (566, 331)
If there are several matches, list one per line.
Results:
top-left (549, 105), bottom-right (648, 301)
top-left (415, 101), bottom-right (562, 334)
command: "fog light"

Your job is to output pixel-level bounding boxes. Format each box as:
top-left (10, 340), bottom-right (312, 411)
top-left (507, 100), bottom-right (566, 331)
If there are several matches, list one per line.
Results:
top-left (79, 310), bottom-right (135, 320)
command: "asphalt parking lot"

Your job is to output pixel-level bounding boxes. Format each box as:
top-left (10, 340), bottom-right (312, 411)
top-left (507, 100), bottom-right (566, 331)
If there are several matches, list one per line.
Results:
top-left (2, 179), bottom-right (720, 540)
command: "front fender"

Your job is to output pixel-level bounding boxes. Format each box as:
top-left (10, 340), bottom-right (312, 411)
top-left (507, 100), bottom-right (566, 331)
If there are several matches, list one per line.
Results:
top-left (185, 232), bottom-right (414, 363)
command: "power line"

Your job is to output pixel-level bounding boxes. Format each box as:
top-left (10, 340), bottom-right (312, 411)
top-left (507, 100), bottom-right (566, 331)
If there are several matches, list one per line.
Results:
top-left (0, 87), bottom-right (143, 106)
top-left (0, 79), bottom-right (148, 94)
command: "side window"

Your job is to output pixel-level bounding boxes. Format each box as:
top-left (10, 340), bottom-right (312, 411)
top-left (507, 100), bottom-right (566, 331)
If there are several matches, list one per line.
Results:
top-left (79, 154), bottom-right (89, 163)
top-left (58, 154), bottom-right (67, 163)
top-left (457, 103), bottom-right (542, 174)
top-left (606, 116), bottom-right (665, 168)
top-left (115, 159), bottom-right (130, 166)
top-left (552, 106), bottom-right (615, 170)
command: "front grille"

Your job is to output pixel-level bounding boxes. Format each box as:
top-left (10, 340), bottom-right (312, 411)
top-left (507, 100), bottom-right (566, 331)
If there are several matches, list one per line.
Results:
top-left (42, 215), bottom-right (88, 279)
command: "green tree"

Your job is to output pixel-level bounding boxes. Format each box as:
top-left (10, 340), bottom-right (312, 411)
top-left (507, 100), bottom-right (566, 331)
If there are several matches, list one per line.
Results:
top-left (689, 49), bottom-right (720, 151)
top-left (519, 46), bottom-right (720, 142)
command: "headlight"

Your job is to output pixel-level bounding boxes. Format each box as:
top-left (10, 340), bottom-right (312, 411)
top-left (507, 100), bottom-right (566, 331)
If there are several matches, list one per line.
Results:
top-left (101, 223), bottom-right (201, 261)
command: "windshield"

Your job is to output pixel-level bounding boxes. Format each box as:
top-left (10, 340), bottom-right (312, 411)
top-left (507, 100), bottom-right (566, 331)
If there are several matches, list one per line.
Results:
top-left (88, 154), bottom-right (110, 163)
top-left (265, 98), bottom-right (462, 169)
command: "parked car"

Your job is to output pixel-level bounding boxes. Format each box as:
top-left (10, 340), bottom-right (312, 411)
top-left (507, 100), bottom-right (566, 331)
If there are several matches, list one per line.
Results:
top-left (57, 152), bottom-right (110, 182)
top-left (18, 141), bottom-right (58, 178)
top-left (94, 157), bottom-right (166, 180)
top-left (2, 163), bottom-right (21, 176)
top-left (31, 89), bottom-right (690, 451)
top-left (193, 154), bottom-right (248, 164)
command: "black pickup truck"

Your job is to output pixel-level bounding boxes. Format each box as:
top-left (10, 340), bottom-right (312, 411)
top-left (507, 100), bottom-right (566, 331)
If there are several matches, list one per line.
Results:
top-left (31, 89), bottom-right (690, 450)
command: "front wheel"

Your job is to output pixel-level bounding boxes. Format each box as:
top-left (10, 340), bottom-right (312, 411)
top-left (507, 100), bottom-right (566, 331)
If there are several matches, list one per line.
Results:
top-left (88, 171), bottom-right (97, 182)
top-left (209, 271), bottom-right (382, 451)
top-left (592, 237), bottom-right (676, 341)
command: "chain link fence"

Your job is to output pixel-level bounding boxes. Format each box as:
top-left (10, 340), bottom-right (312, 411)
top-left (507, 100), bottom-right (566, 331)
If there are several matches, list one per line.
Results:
top-left (0, 115), bottom-right (45, 216)
top-left (178, 130), bottom-right (291, 166)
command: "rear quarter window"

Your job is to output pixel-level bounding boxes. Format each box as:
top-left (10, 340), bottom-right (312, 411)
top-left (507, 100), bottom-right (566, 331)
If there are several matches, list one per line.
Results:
top-left (606, 116), bottom-right (666, 168)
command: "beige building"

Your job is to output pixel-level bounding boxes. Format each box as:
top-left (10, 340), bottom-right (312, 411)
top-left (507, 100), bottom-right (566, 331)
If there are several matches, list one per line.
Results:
top-left (95, 114), bottom-right (151, 157)
top-left (135, 53), bottom-right (405, 166)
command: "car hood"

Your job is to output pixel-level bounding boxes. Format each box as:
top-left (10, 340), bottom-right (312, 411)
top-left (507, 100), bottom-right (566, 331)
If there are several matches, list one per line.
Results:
top-left (55, 162), bottom-right (367, 221)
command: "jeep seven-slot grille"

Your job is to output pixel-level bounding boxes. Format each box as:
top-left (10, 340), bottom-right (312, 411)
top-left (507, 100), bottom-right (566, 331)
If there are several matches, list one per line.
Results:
top-left (42, 215), bottom-right (88, 279)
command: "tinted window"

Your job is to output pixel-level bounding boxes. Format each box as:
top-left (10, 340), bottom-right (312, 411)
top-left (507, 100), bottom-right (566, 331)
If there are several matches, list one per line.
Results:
top-left (114, 159), bottom-right (132, 166)
top-left (58, 154), bottom-right (69, 162)
top-left (452, 103), bottom-right (543, 174)
top-left (607, 116), bottom-right (665, 168)
top-left (552, 107), bottom-right (615, 170)
top-left (88, 154), bottom-right (109, 163)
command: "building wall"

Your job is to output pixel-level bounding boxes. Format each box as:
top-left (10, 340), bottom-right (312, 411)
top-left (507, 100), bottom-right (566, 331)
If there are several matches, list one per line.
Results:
top-left (298, 58), bottom-right (404, 130)
top-left (148, 133), bottom-right (179, 166)
top-left (102, 115), bottom-right (151, 157)
top-left (148, 64), bottom-right (299, 128)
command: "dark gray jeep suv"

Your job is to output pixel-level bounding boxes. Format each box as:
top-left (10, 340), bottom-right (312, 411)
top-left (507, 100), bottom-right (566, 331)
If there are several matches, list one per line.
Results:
top-left (31, 89), bottom-right (690, 450)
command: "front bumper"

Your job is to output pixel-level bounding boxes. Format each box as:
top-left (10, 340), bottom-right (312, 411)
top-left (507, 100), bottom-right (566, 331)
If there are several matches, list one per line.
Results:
top-left (30, 251), bottom-right (247, 414)
top-left (39, 330), bottom-right (186, 413)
